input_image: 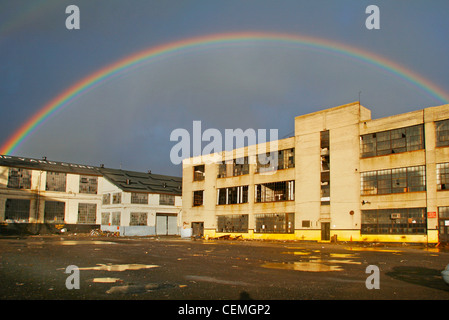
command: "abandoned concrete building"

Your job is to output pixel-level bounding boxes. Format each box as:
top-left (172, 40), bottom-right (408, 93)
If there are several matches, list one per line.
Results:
top-left (182, 102), bottom-right (449, 244)
top-left (0, 156), bottom-right (182, 236)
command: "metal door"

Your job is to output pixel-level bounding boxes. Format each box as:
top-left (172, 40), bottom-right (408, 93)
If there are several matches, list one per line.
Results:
top-left (321, 222), bottom-right (330, 241)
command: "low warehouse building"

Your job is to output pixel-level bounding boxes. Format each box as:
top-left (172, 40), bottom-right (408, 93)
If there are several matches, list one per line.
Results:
top-left (0, 156), bottom-right (182, 236)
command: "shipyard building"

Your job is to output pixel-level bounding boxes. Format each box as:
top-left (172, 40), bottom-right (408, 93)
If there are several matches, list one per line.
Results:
top-left (181, 102), bottom-right (449, 244)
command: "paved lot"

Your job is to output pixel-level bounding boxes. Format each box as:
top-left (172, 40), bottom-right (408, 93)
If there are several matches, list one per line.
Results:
top-left (0, 235), bottom-right (448, 301)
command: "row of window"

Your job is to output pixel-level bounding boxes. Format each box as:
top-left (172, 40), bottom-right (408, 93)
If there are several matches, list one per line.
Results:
top-left (194, 148), bottom-right (295, 181)
top-left (216, 213), bottom-right (295, 233)
top-left (193, 180), bottom-right (295, 206)
top-left (361, 163), bottom-right (449, 195)
top-left (360, 119), bottom-right (449, 158)
top-left (4, 199), bottom-right (97, 224)
top-left (6, 168), bottom-right (98, 194)
top-left (102, 192), bottom-right (175, 205)
top-left (3, 198), bottom-right (155, 226)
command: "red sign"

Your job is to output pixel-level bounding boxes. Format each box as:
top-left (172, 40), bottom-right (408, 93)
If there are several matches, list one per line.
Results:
top-left (427, 212), bottom-right (437, 218)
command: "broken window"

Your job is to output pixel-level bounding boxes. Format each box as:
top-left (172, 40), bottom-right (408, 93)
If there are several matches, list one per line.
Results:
top-left (216, 186), bottom-right (248, 205)
top-left (437, 163), bottom-right (449, 190)
top-left (255, 181), bottom-right (294, 202)
top-left (159, 193), bottom-right (175, 206)
top-left (361, 165), bottom-right (426, 195)
top-left (193, 165), bottom-right (205, 181)
top-left (436, 119), bottom-right (449, 147)
top-left (130, 212), bottom-right (148, 226)
top-left (320, 130), bottom-right (330, 205)
top-left (44, 201), bottom-right (65, 223)
top-left (255, 213), bottom-right (294, 233)
top-left (361, 208), bottom-right (426, 234)
top-left (233, 157), bottom-right (249, 176)
top-left (111, 212), bottom-right (121, 226)
top-left (7, 168), bottom-right (31, 189)
top-left (193, 190), bottom-right (204, 206)
top-left (102, 193), bottom-right (111, 205)
top-left (278, 148), bottom-right (295, 170)
top-left (101, 212), bottom-right (110, 225)
top-left (77, 203), bottom-right (97, 224)
top-left (46, 171), bottom-right (66, 192)
top-left (131, 192), bottom-right (148, 204)
top-left (79, 175), bottom-right (98, 194)
top-left (112, 192), bottom-right (121, 204)
top-left (255, 152), bottom-right (277, 173)
top-left (5, 199), bottom-right (30, 223)
top-left (216, 214), bottom-right (248, 233)
top-left (360, 124), bottom-right (424, 158)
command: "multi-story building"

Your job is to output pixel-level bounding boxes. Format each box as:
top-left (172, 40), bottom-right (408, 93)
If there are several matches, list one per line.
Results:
top-left (0, 155), bottom-right (182, 236)
top-left (181, 102), bottom-right (449, 244)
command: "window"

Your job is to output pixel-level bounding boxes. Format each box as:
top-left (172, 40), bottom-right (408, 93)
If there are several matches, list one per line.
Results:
top-left (217, 186), bottom-right (248, 205)
top-left (159, 194), bottom-right (175, 206)
top-left (360, 124), bottom-right (424, 158)
top-left (77, 203), bottom-right (97, 224)
top-left (112, 192), bottom-right (121, 204)
top-left (5, 199), bottom-right (30, 222)
top-left (256, 149), bottom-right (294, 173)
top-left (321, 131), bottom-right (330, 204)
top-left (46, 172), bottom-right (66, 192)
top-left (233, 157), bottom-right (249, 176)
top-left (101, 212), bottom-right (110, 225)
top-left (44, 201), bottom-right (65, 223)
top-left (255, 181), bottom-right (294, 202)
top-left (102, 193), bottom-right (111, 205)
top-left (130, 212), bottom-right (147, 226)
top-left (79, 175), bottom-right (98, 194)
top-left (193, 165), bottom-right (205, 181)
top-left (361, 208), bottom-right (426, 234)
top-left (111, 212), bottom-right (121, 226)
top-left (255, 213), bottom-right (294, 233)
top-left (131, 192), bottom-right (148, 204)
top-left (7, 168), bottom-right (31, 189)
top-left (302, 220), bottom-right (311, 228)
top-left (217, 214), bottom-right (248, 233)
top-left (437, 163), bottom-right (449, 190)
top-left (193, 190), bottom-right (203, 206)
top-left (436, 119), bottom-right (449, 147)
top-left (361, 166), bottom-right (426, 195)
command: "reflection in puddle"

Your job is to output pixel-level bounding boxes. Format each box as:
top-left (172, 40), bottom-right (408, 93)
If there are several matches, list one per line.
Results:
top-left (281, 251), bottom-right (311, 256)
top-left (345, 247), bottom-right (401, 253)
top-left (262, 261), bottom-right (343, 272)
top-left (78, 264), bottom-right (159, 271)
top-left (92, 277), bottom-right (122, 283)
top-left (56, 241), bottom-right (117, 245)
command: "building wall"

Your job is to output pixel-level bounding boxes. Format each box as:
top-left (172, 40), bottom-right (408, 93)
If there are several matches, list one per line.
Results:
top-left (181, 102), bottom-right (449, 243)
top-left (0, 166), bottom-right (182, 236)
top-left (0, 166), bottom-right (101, 225)
top-left (100, 178), bottom-right (182, 236)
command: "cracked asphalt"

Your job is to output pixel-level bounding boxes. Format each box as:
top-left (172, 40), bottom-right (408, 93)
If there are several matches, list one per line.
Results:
top-left (0, 235), bottom-right (448, 300)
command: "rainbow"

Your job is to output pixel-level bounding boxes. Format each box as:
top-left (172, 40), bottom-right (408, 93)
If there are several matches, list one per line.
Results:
top-left (1, 31), bottom-right (448, 155)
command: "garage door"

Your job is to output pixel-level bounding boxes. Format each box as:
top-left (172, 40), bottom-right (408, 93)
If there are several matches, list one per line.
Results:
top-left (156, 214), bottom-right (178, 235)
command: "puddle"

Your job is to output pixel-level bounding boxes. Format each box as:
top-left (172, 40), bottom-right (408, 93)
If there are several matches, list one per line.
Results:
top-left (281, 251), bottom-right (311, 256)
top-left (78, 264), bottom-right (159, 271)
top-left (345, 247), bottom-right (402, 253)
top-left (329, 253), bottom-right (357, 258)
top-left (262, 261), bottom-right (343, 272)
top-left (185, 275), bottom-right (250, 286)
top-left (106, 283), bottom-right (166, 294)
top-left (92, 277), bottom-right (122, 283)
top-left (55, 241), bottom-right (117, 246)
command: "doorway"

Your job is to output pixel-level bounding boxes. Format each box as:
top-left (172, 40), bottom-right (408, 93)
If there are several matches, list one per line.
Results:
top-left (321, 222), bottom-right (330, 241)
top-left (156, 213), bottom-right (178, 235)
top-left (192, 222), bottom-right (204, 238)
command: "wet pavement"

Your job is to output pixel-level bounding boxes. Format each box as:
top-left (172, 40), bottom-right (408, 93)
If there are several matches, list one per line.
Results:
top-left (0, 235), bottom-right (448, 300)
